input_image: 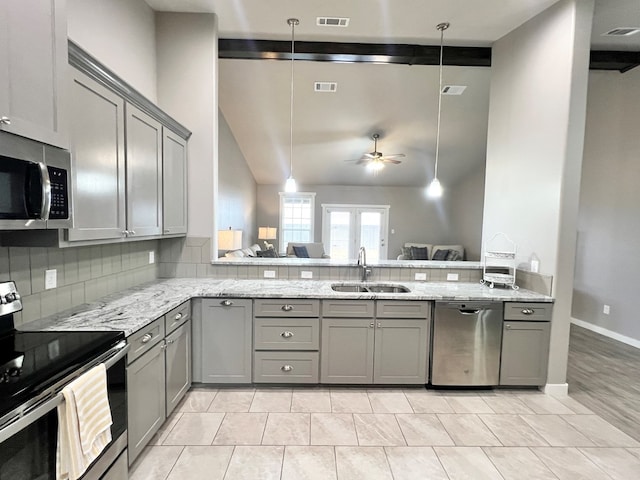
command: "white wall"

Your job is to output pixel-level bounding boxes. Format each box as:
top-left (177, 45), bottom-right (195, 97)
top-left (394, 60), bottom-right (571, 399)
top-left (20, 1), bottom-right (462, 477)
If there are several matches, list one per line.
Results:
top-left (448, 166), bottom-right (485, 261)
top-left (572, 68), bottom-right (640, 342)
top-left (483, 0), bottom-right (594, 388)
top-left (156, 13), bottom-right (218, 248)
top-left (67, 0), bottom-right (157, 101)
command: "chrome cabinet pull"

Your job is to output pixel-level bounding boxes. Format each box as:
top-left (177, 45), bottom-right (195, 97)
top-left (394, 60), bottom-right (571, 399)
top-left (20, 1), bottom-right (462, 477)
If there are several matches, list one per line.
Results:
top-left (281, 331), bottom-right (294, 339)
top-left (160, 342), bottom-right (167, 350)
top-left (0, 116), bottom-right (10, 125)
top-left (281, 304), bottom-right (294, 312)
top-left (505, 324), bottom-right (512, 330)
top-left (122, 230), bottom-right (129, 237)
top-left (370, 322), bottom-right (374, 328)
top-left (174, 313), bottom-right (182, 321)
top-left (141, 333), bottom-right (153, 344)
top-left (521, 308), bottom-right (534, 315)
top-left (129, 230), bottom-right (136, 236)
top-left (221, 300), bottom-right (233, 306)
top-left (377, 322), bottom-right (381, 328)
top-left (281, 365), bottom-right (293, 372)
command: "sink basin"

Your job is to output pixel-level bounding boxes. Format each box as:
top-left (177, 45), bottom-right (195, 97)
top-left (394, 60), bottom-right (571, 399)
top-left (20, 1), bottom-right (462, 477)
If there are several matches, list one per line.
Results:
top-left (331, 283), bottom-right (411, 293)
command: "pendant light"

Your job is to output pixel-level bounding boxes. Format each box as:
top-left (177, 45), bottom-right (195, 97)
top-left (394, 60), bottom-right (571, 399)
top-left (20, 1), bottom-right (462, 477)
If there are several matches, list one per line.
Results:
top-left (426, 22), bottom-right (449, 199)
top-left (284, 18), bottom-right (299, 193)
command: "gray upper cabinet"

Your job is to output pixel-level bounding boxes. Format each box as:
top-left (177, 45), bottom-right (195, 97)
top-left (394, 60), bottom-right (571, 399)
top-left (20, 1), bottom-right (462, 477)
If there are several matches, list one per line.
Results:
top-left (0, 0), bottom-right (68, 148)
top-left (373, 319), bottom-right (429, 384)
top-left (162, 127), bottom-right (188, 235)
top-left (125, 104), bottom-right (163, 237)
top-left (500, 320), bottom-right (551, 386)
top-left (320, 318), bottom-right (375, 384)
top-left (67, 69), bottom-right (126, 241)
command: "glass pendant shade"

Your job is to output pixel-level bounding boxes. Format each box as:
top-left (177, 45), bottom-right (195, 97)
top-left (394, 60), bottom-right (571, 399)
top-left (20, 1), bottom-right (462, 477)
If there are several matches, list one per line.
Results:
top-left (426, 177), bottom-right (443, 198)
top-left (285, 175), bottom-right (297, 193)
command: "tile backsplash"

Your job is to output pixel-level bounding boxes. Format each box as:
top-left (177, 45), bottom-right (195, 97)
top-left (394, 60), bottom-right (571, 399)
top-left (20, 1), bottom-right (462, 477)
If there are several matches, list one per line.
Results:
top-left (0, 240), bottom-right (159, 327)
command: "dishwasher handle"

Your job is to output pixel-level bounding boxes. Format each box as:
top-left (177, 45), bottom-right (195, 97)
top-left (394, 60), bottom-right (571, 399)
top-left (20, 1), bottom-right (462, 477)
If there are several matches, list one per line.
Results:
top-left (458, 309), bottom-right (481, 315)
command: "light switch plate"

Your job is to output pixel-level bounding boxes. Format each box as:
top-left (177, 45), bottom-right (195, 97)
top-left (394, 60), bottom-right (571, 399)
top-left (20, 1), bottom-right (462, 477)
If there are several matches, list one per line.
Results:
top-left (531, 259), bottom-right (539, 273)
top-left (301, 270), bottom-right (313, 279)
top-left (149, 251), bottom-right (155, 264)
top-left (263, 270), bottom-right (276, 278)
top-left (45, 269), bottom-right (57, 289)
top-left (603, 304), bottom-right (610, 315)
top-left (446, 273), bottom-right (459, 281)
top-left (414, 272), bottom-right (427, 281)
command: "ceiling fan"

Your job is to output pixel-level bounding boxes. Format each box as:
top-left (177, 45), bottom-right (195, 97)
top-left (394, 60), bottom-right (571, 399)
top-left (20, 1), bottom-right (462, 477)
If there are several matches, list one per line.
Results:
top-left (350, 134), bottom-right (406, 171)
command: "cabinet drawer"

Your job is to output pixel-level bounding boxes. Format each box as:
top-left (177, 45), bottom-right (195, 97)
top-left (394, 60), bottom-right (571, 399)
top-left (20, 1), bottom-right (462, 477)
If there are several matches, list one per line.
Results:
top-left (165, 301), bottom-right (191, 334)
top-left (322, 300), bottom-right (374, 318)
top-left (504, 302), bottom-right (552, 321)
top-left (254, 318), bottom-right (319, 350)
top-left (253, 352), bottom-right (319, 383)
top-left (254, 299), bottom-right (319, 317)
top-left (376, 301), bottom-right (431, 319)
top-left (127, 318), bottom-right (165, 364)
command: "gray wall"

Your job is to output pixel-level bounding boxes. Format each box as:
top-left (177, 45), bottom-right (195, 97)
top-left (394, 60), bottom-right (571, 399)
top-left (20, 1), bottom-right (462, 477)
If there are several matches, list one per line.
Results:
top-left (447, 166), bottom-right (485, 261)
top-left (0, 242), bottom-right (158, 327)
top-left (218, 112), bottom-right (258, 250)
top-left (256, 181), bottom-right (484, 259)
top-left (572, 67), bottom-right (640, 342)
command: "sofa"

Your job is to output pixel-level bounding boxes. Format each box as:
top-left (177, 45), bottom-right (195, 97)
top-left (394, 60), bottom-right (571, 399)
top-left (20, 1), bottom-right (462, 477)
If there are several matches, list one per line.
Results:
top-left (224, 243), bottom-right (262, 258)
top-left (397, 242), bottom-right (465, 261)
top-left (286, 242), bottom-right (330, 258)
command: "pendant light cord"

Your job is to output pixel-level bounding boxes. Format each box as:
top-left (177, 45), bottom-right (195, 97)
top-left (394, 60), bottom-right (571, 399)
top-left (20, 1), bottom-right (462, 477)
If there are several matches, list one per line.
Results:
top-left (434, 22), bottom-right (449, 181)
top-left (288, 18), bottom-right (299, 180)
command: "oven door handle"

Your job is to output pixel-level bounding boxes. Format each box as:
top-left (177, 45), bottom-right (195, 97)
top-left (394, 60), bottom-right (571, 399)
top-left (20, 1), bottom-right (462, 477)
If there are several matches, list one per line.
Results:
top-left (0, 341), bottom-right (130, 444)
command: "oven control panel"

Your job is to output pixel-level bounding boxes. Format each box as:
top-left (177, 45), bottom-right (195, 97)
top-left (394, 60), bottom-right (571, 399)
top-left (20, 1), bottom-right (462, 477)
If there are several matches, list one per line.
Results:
top-left (0, 281), bottom-right (22, 317)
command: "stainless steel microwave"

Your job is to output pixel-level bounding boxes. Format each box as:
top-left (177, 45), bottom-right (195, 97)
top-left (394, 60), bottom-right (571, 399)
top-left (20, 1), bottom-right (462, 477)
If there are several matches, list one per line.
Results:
top-left (0, 131), bottom-right (72, 230)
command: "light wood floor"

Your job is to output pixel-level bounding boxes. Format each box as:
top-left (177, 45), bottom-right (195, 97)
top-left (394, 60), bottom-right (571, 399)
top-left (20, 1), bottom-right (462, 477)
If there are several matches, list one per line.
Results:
top-left (568, 324), bottom-right (640, 442)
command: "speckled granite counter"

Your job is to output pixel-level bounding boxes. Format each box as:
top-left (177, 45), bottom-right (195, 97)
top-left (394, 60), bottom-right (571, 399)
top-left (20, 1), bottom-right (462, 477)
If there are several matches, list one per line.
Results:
top-left (22, 278), bottom-right (553, 336)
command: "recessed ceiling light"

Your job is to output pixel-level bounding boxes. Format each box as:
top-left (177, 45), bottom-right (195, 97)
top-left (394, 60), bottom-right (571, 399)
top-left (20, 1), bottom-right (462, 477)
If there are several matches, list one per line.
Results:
top-left (602, 27), bottom-right (640, 36)
top-left (314, 82), bottom-right (337, 92)
top-left (441, 85), bottom-right (467, 96)
top-left (317, 17), bottom-right (350, 27)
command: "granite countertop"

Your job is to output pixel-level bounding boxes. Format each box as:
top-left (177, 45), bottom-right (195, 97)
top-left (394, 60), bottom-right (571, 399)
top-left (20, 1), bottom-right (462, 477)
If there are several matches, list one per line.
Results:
top-left (22, 278), bottom-right (553, 336)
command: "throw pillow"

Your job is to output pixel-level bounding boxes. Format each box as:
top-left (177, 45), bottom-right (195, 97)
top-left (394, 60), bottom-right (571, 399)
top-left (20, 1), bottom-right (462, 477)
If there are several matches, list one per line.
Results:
top-left (401, 246), bottom-right (414, 260)
top-left (410, 246), bottom-right (429, 260)
top-left (446, 250), bottom-right (462, 261)
top-left (432, 249), bottom-right (450, 261)
top-left (257, 249), bottom-right (278, 258)
top-left (292, 245), bottom-right (310, 258)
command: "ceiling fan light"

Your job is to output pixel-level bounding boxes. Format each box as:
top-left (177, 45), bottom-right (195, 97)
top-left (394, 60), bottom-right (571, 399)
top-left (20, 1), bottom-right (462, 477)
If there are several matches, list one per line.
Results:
top-left (285, 176), bottom-right (297, 193)
top-left (368, 161), bottom-right (384, 172)
top-left (426, 178), bottom-right (443, 198)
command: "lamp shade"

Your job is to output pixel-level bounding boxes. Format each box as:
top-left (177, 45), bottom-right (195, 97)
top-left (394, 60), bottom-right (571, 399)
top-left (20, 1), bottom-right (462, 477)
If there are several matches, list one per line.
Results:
top-left (218, 229), bottom-right (243, 251)
top-left (258, 227), bottom-right (277, 240)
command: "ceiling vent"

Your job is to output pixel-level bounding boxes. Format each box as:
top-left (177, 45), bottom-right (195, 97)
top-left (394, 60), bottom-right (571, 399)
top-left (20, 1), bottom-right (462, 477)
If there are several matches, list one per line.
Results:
top-left (441, 85), bottom-right (467, 95)
top-left (317, 17), bottom-right (350, 27)
top-left (314, 82), bottom-right (337, 93)
top-left (602, 27), bottom-right (640, 36)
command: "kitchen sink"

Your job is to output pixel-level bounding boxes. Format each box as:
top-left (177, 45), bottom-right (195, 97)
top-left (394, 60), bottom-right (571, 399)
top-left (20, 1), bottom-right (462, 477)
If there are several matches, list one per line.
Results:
top-left (330, 283), bottom-right (411, 293)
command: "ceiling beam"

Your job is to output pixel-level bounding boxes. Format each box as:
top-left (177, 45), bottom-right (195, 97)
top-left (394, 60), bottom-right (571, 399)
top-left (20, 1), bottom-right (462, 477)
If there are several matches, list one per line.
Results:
top-left (219, 39), bottom-right (640, 72)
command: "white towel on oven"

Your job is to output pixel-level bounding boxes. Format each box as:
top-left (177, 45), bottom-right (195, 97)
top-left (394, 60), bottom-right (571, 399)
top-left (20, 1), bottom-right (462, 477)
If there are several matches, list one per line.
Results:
top-left (56, 363), bottom-right (112, 480)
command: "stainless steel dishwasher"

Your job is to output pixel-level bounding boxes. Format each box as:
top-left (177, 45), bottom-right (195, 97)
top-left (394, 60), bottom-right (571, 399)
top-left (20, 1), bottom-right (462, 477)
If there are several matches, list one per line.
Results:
top-left (431, 301), bottom-right (503, 386)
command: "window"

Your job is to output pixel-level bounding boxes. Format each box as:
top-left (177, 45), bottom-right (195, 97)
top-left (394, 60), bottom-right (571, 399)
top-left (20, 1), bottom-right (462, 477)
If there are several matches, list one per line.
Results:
top-left (279, 192), bottom-right (315, 252)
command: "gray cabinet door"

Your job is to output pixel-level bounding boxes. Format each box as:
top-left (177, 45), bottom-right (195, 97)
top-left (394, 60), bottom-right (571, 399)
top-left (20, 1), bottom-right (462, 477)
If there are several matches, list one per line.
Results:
top-left (127, 341), bottom-right (166, 465)
top-left (499, 321), bottom-right (551, 386)
top-left (0, 0), bottom-right (67, 147)
top-left (162, 127), bottom-right (188, 235)
top-left (198, 299), bottom-right (252, 383)
top-left (125, 103), bottom-right (163, 237)
top-left (67, 69), bottom-right (127, 241)
top-left (165, 320), bottom-right (191, 416)
top-left (374, 319), bottom-right (429, 384)
top-left (320, 318), bottom-right (375, 384)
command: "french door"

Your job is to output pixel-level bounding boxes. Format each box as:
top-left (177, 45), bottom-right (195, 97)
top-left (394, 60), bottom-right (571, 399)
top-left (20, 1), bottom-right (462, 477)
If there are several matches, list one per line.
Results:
top-left (321, 204), bottom-right (389, 261)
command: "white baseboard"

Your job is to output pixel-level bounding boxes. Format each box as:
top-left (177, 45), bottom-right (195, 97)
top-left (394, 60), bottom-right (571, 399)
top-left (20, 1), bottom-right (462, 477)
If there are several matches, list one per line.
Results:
top-left (544, 383), bottom-right (569, 397)
top-left (571, 317), bottom-right (640, 349)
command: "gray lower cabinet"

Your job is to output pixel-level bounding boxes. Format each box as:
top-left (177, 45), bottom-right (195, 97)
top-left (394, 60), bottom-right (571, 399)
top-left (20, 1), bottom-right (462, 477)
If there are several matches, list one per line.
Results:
top-left (127, 340), bottom-right (165, 465)
top-left (194, 298), bottom-right (252, 384)
top-left (499, 321), bottom-right (551, 386)
top-left (373, 319), bottom-right (429, 384)
top-left (165, 320), bottom-right (191, 415)
top-left (320, 318), bottom-right (375, 383)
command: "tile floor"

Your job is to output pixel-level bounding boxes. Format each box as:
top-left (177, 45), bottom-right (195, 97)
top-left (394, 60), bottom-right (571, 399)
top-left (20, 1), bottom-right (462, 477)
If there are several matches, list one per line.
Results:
top-left (129, 387), bottom-right (640, 479)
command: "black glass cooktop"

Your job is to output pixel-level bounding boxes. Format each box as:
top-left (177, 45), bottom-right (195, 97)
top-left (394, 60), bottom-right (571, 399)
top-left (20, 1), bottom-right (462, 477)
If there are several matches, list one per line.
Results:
top-left (0, 329), bottom-right (124, 422)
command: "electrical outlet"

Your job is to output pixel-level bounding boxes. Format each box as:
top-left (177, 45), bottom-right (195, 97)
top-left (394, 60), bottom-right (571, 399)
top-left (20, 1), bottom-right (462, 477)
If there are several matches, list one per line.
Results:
top-left (446, 273), bottom-right (459, 281)
top-left (603, 304), bottom-right (610, 315)
top-left (301, 270), bottom-right (313, 279)
top-left (149, 251), bottom-right (155, 264)
top-left (263, 270), bottom-right (276, 278)
top-left (415, 272), bottom-right (427, 281)
top-left (531, 259), bottom-right (539, 273)
top-left (45, 269), bottom-right (57, 289)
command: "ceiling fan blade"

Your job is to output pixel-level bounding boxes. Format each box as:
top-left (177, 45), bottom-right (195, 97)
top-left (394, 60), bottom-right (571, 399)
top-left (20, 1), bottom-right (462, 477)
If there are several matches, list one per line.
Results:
top-left (383, 159), bottom-right (403, 164)
top-left (381, 153), bottom-right (406, 160)
top-left (363, 153), bottom-right (376, 159)
top-left (355, 158), bottom-right (372, 165)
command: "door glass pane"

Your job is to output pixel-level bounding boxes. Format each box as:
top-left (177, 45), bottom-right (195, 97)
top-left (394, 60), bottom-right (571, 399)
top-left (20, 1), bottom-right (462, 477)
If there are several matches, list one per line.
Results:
top-left (360, 211), bottom-right (382, 261)
top-left (328, 211), bottom-right (351, 260)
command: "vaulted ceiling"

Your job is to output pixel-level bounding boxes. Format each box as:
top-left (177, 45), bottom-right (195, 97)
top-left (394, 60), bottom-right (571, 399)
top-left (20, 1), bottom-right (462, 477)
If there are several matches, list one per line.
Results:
top-left (146, 0), bottom-right (640, 187)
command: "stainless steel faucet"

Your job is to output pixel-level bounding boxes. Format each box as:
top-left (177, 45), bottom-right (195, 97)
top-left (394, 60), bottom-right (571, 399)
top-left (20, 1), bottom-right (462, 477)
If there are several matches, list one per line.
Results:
top-left (357, 246), bottom-right (372, 281)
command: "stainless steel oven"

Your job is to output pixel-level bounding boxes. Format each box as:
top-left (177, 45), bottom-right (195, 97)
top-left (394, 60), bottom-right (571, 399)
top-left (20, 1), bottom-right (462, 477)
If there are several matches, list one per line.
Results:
top-left (0, 282), bottom-right (127, 480)
top-left (0, 131), bottom-right (72, 230)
